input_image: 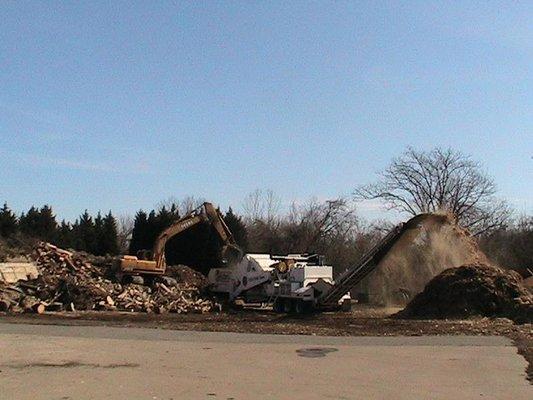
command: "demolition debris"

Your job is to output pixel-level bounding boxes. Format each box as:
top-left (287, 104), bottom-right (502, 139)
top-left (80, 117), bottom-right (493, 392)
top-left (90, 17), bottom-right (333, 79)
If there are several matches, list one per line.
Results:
top-left (0, 242), bottom-right (220, 314)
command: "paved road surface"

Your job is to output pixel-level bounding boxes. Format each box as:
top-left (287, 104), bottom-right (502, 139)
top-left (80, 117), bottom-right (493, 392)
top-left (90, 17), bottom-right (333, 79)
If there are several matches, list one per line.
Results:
top-left (0, 323), bottom-right (530, 399)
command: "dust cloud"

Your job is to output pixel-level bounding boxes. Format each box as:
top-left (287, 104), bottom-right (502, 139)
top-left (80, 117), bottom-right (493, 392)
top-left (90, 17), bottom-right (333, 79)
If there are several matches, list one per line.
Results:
top-left (362, 213), bottom-right (486, 305)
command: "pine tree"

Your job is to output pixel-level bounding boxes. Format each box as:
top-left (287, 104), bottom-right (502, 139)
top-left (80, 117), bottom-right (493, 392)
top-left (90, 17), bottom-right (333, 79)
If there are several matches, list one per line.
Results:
top-left (156, 206), bottom-right (179, 236)
top-left (169, 203), bottom-right (179, 219)
top-left (224, 207), bottom-right (248, 250)
top-left (19, 206), bottom-right (39, 236)
top-left (146, 210), bottom-right (158, 249)
top-left (101, 212), bottom-right (119, 255)
top-left (38, 205), bottom-right (58, 242)
top-left (75, 210), bottom-right (95, 253)
top-left (19, 205), bottom-right (58, 242)
top-left (0, 203), bottom-right (18, 238)
top-left (129, 210), bottom-right (148, 254)
top-left (93, 212), bottom-right (104, 255)
top-left (56, 220), bottom-right (73, 249)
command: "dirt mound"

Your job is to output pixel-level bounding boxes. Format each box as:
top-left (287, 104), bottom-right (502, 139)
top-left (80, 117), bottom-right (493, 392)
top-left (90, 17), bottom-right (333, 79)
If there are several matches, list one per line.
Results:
top-left (361, 213), bottom-right (486, 305)
top-left (396, 263), bottom-right (533, 323)
top-left (0, 242), bottom-right (219, 314)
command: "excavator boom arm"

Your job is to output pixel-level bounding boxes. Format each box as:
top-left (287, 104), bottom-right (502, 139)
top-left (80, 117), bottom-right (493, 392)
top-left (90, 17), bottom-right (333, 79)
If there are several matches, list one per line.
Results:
top-left (152, 202), bottom-right (243, 269)
top-left (120, 202), bottom-right (242, 276)
top-left (152, 213), bottom-right (206, 268)
top-left (202, 203), bottom-right (237, 246)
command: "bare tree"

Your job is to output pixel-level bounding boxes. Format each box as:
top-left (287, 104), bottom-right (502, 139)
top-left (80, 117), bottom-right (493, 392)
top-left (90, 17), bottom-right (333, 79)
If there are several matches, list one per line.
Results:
top-left (264, 189), bottom-right (282, 224)
top-left (241, 193), bottom-right (379, 272)
top-left (242, 189), bottom-right (263, 221)
top-left (480, 213), bottom-right (533, 272)
top-left (116, 214), bottom-right (134, 254)
top-left (286, 198), bottom-right (359, 250)
top-left (156, 196), bottom-right (180, 212)
top-left (355, 147), bottom-right (510, 235)
top-left (156, 195), bottom-right (207, 216)
top-left (179, 195), bottom-right (206, 215)
top-left (242, 189), bottom-right (281, 223)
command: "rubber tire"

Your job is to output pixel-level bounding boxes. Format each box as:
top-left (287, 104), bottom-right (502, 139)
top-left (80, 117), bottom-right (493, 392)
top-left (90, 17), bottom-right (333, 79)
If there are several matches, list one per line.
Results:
top-left (340, 299), bottom-right (352, 312)
top-left (295, 300), bottom-right (311, 315)
top-left (282, 298), bottom-right (293, 314)
top-left (273, 299), bottom-right (284, 313)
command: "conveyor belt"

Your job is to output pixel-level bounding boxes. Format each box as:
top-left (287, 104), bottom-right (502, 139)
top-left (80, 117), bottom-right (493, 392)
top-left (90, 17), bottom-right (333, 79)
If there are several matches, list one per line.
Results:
top-left (318, 223), bottom-right (405, 308)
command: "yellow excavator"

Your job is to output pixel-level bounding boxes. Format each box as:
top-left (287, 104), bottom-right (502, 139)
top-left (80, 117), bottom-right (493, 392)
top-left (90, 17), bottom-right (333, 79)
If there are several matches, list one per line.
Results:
top-left (119, 202), bottom-right (242, 279)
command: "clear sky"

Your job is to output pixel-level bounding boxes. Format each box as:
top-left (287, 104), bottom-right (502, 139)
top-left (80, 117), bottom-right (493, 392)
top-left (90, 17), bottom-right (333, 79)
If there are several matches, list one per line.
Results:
top-left (1, 1), bottom-right (531, 221)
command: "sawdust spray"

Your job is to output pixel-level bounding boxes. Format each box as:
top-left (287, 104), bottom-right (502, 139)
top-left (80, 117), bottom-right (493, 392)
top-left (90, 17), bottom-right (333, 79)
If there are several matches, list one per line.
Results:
top-left (362, 213), bottom-right (487, 305)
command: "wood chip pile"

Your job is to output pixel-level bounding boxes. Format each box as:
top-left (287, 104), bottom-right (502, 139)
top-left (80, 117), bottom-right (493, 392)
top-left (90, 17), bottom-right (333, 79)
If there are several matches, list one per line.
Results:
top-left (0, 242), bottom-right (220, 314)
top-left (396, 263), bottom-right (533, 323)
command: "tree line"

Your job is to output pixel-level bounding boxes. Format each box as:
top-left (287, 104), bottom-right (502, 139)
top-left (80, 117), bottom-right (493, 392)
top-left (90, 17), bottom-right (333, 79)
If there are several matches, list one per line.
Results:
top-left (1, 147), bottom-right (531, 275)
top-left (0, 204), bottom-right (118, 256)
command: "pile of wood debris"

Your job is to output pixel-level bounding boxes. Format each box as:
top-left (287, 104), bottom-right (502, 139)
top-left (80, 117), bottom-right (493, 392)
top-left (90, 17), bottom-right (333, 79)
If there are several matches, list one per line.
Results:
top-left (0, 242), bottom-right (220, 314)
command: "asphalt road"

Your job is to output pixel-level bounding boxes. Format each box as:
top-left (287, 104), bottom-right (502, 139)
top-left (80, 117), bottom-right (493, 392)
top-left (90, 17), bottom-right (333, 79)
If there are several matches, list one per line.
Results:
top-left (0, 323), bottom-right (530, 400)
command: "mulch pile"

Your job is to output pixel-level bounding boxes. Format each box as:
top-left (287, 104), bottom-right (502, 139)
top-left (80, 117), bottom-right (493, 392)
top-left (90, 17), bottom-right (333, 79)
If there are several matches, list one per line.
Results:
top-left (0, 242), bottom-right (220, 314)
top-left (396, 263), bottom-right (533, 323)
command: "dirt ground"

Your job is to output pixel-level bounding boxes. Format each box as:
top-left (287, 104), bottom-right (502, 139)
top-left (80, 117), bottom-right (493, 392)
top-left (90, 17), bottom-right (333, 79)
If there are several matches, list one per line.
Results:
top-left (1, 306), bottom-right (531, 382)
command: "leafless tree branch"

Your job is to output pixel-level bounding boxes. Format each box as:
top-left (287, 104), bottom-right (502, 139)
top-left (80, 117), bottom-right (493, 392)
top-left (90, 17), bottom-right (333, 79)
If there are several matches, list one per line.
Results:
top-left (354, 147), bottom-right (510, 234)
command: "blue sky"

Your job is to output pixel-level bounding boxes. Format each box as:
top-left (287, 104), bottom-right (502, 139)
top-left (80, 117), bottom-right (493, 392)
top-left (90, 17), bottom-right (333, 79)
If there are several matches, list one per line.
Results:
top-left (1, 1), bottom-right (531, 221)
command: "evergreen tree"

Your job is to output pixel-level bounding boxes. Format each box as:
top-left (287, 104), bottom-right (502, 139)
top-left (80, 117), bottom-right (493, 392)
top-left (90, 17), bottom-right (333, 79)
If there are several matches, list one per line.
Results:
top-left (169, 202), bottom-right (179, 218)
top-left (129, 207), bottom-right (180, 255)
top-left (38, 205), bottom-right (58, 242)
top-left (73, 210), bottom-right (95, 252)
top-left (155, 206), bottom-right (179, 237)
top-left (70, 219), bottom-right (81, 249)
top-left (224, 207), bottom-right (248, 250)
top-left (93, 212), bottom-right (104, 255)
top-left (101, 212), bottom-right (119, 255)
top-left (56, 220), bottom-right (73, 249)
top-left (19, 206), bottom-right (39, 236)
top-left (0, 203), bottom-right (18, 238)
top-left (19, 205), bottom-right (58, 242)
top-left (145, 210), bottom-right (159, 250)
top-left (129, 210), bottom-right (149, 254)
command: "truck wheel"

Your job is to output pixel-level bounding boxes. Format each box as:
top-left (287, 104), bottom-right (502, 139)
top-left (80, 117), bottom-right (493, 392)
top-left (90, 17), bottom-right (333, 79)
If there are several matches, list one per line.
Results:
top-left (273, 299), bottom-right (284, 313)
top-left (341, 299), bottom-right (352, 312)
top-left (295, 300), bottom-right (311, 315)
top-left (282, 299), bottom-right (293, 314)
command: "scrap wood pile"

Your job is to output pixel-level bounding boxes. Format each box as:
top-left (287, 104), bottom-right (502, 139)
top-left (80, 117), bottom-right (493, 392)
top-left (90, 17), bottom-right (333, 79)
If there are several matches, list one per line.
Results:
top-left (0, 242), bottom-right (219, 314)
top-left (396, 263), bottom-right (533, 323)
